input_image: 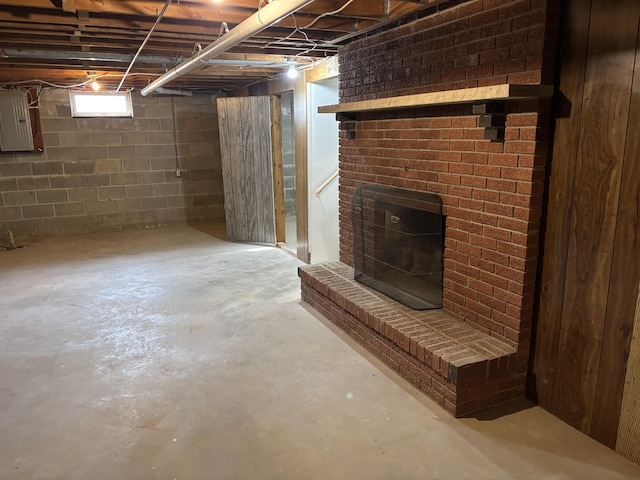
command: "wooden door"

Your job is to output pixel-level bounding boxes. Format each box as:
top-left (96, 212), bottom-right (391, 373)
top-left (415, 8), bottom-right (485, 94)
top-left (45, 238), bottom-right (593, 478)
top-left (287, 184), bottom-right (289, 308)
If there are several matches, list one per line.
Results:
top-left (217, 96), bottom-right (278, 244)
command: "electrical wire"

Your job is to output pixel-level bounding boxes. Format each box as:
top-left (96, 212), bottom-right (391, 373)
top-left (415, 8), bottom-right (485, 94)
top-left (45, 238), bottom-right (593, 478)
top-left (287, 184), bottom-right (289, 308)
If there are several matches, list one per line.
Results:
top-left (0, 72), bottom-right (156, 91)
top-left (262, 0), bottom-right (356, 61)
top-left (116, 0), bottom-right (173, 92)
top-left (262, 11), bottom-right (318, 56)
top-left (301, 0), bottom-right (356, 30)
top-left (0, 78), bottom-right (93, 89)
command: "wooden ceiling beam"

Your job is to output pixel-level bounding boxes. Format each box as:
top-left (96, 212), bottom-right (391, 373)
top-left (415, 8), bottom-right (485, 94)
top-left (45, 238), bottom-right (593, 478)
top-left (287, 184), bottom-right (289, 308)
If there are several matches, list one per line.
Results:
top-left (0, 1), bottom-right (398, 31)
top-left (0, 0), bottom-right (392, 20)
top-left (0, 10), bottom-right (376, 40)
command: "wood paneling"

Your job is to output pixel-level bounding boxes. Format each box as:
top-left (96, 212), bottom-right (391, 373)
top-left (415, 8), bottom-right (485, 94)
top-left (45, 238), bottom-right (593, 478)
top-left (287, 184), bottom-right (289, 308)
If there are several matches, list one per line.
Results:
top-left (533, 0), bottom-right (640, 451)
top-left (617, 285), bottom-right (640, 461)
top-left (271, 95), bottom-right (286, 243)
top-left (217, 96), bottom-right (276, 244)
top-left (533, 0), bottom-right (591, 409)
top-left (592, 24), bottom-right (640, 447)
top-left (294, 72), bottom-right (310, 263)
top-left (554, 0), bottom-right (637, 433)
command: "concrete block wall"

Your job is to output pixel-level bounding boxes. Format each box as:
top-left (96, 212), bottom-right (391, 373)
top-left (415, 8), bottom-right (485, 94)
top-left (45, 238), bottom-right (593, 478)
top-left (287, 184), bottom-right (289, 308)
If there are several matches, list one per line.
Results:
top-left (0, 88), bottom-right (224, 240)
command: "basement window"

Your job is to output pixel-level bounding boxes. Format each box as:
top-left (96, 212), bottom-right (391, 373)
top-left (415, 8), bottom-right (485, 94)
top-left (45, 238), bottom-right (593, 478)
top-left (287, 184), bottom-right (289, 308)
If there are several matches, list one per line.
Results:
top-left (69, 91), bottom-right (133, 118)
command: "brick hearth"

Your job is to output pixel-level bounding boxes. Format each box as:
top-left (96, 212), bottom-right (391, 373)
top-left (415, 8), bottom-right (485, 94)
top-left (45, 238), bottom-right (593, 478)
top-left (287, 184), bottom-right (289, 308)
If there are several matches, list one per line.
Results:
top-left (300, 262), bottom-right (525, 416)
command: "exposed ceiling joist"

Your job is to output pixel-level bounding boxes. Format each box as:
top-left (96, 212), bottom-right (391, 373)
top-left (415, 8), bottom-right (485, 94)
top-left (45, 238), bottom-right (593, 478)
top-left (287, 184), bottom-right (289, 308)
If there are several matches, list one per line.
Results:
top-left (0, 0), bottom-right (437, 92)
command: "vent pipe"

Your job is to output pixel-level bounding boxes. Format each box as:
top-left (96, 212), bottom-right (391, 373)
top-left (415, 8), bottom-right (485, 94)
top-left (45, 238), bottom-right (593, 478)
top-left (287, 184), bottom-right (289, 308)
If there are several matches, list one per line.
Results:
top-left (141, 0), bottom-right (315, 96)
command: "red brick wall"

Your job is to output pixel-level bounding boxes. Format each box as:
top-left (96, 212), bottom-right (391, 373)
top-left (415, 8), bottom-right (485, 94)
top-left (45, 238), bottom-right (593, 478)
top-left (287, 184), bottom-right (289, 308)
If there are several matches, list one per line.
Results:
top-left (337, 0), bottom-right (558, 350)
top-left (339, 0), bottom-right (557, 101)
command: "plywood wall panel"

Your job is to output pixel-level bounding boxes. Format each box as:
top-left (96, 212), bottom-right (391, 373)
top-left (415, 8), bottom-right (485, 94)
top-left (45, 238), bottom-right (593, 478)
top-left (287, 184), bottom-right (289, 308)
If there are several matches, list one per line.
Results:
top-left (553, 0), bottom-right (637, 433)
top-left (532, 0), bottom-right (591, 409)
top-left (591, 20), bottom-right (640, 447)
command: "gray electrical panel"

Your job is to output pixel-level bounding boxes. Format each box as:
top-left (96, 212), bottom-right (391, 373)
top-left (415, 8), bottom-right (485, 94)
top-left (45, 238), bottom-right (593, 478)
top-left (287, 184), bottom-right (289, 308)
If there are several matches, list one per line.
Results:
top-left (0, 90), bottom-right (34, 152)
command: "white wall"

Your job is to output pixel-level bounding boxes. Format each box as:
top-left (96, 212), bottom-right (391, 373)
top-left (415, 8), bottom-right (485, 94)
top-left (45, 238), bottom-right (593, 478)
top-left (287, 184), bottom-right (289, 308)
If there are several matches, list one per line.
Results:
top-left (307, 77), bottom-right (339, 264)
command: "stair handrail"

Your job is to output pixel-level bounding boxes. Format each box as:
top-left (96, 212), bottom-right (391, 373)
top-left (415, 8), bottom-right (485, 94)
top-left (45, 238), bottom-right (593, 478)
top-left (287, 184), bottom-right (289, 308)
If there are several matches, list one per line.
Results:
top-left (315, 169), bottom-right (339, 197)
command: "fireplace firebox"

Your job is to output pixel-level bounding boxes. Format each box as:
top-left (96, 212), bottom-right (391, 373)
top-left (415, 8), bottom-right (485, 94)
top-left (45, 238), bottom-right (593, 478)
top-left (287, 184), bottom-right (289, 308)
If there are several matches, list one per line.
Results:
top-left (351, 184), bottom-right (444, 310)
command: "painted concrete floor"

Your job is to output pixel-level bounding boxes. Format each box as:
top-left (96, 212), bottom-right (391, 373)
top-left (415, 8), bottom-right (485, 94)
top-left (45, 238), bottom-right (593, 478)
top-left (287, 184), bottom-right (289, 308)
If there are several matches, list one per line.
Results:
top-left (1, 224), bottom-right (639, 480)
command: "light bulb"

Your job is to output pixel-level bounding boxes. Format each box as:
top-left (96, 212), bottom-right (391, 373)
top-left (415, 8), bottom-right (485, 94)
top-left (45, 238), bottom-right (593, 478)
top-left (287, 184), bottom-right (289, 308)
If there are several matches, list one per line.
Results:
top-left (287, 66), bottom-right (298, 79)
top-left (91, 79), bottom-right (101, 91)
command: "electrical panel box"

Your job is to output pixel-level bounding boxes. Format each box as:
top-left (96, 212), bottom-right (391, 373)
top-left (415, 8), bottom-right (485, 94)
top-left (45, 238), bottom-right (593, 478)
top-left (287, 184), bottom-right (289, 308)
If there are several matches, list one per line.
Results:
top-left (0, 90), bottom-right (34, 152)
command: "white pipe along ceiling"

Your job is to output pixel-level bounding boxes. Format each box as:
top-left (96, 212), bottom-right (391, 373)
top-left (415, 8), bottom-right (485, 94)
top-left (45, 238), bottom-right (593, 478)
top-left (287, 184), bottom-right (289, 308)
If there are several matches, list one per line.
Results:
top-left (141, 0), bottom-right (316, 96)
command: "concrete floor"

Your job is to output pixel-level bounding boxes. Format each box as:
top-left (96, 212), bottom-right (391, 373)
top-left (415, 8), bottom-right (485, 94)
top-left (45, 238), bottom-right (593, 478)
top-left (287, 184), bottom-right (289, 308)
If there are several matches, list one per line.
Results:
top-left (1, 224), bottom-right (639, 480)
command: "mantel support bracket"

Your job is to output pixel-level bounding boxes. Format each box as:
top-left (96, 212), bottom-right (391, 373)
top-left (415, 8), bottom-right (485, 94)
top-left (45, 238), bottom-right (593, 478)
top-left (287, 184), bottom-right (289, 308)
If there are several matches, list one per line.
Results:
top-left (473, 102), bottom-right (506, 142)
top-left (336, 113), bottom-right (356, 139)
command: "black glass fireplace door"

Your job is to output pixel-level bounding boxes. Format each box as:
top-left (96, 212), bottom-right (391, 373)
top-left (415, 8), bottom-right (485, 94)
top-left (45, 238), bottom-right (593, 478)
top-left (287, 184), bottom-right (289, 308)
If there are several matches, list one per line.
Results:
top-left (352, 184), bottom-right (444, 310)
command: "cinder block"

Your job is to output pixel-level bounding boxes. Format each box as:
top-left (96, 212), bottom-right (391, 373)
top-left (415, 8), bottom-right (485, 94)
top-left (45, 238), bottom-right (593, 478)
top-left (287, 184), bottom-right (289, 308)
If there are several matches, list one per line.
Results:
top-left (82, 174), bottom-right (110, 187)
top-left (0, 163), bottom-right (32, 177)
top-left (153, 183), bottom-right (181, 197)
top-left (63, 160), bottom-right (94, 175)
top-left (109, 172), bottom-right (139, 185)
top-left (148, 131), bottom-right (175, 144)
top-left (95, 159), bottom-right (123, 173)
top-left (122, 158), bottom-right (151, 172)
top-left (98, 186), bottom-right (126, 200)
top-left (60, 132), bottom-right (92, 147)
top-left (54, 202), bottom-right (85, 216)
top-left (91, 132), bottom-right (122, 146)
top-left (18, 177), bottom-right (51, 191)
top-left (85, 200), bottom-right (114, 215)
top-left (114, 198), bottom-right (141, 212)
top-left (138, 171), bottom-right (165, 184)
top-left (0, 206), bottom-right (23, 221)
top-left (68, 187), bottom-right (98, 202)
top-left (150, 157), bottom-right (176, 171)
top-left (141, 197), bottom-right (168, 209)
top-left (22, 204), bottom-right (54, 219)
top-left (3, 191), bottom-right (37, 206)
top-left (77, 146), bottom-right (109, 160)
top-left (32, 162), bottom-right (64, 176)
top-left (37, 189), bottom-right (68, 204)
top-left (107, 145), bottom-right (137, 159)
top-left (45, 147), bottom-right (79, 162)
top-left (121, 132), bottom-right (149, 146)
top-left (126, 184), bottom-right (154, 198)
top-left (42, 133), bottom-right (61, 147)
top-left (136, 144), bottom-right (172, 157)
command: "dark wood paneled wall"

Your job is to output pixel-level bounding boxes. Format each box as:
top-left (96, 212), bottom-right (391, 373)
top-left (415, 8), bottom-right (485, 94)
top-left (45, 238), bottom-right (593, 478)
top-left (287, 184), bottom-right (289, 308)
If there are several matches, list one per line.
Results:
top-left (533, 0), bottom-right (640, 450)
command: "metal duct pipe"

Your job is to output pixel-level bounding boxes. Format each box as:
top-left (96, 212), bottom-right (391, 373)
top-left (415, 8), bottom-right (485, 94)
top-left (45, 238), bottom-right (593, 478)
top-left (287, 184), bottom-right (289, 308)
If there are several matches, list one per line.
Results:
top-left (141, 0), bottom-right (315, 96)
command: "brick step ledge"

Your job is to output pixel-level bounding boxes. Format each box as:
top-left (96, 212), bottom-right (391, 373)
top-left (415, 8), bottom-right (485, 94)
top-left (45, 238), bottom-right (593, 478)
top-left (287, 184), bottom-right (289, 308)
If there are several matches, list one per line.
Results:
top-left (299, 262), bottom-right (526, 416)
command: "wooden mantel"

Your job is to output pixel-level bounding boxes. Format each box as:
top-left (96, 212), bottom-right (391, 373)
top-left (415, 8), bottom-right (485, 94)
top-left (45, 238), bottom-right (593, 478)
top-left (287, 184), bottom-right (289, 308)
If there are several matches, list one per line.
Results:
top-left (318, 84), bottom-right (554, 114)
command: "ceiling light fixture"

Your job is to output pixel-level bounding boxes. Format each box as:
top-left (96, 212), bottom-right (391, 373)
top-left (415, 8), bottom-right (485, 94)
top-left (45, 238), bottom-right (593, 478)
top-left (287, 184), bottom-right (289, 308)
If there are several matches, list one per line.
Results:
top-left (286, 65), bottom-right (298, 79)
top-left (87, 73), bottom-right (101, 91)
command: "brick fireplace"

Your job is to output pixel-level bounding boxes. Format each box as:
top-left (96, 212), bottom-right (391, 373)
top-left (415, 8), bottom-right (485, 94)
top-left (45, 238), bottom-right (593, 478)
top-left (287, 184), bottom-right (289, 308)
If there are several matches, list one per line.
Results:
top-left (300, 0), bottom-right (558, 416)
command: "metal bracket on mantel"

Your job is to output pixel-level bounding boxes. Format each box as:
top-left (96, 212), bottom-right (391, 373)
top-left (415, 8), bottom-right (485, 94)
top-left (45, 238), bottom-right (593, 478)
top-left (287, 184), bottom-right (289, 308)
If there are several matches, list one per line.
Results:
top-left (473, 102), bottom-right (505, 142)
top-left (336, 113), bottom-right (356, 139)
